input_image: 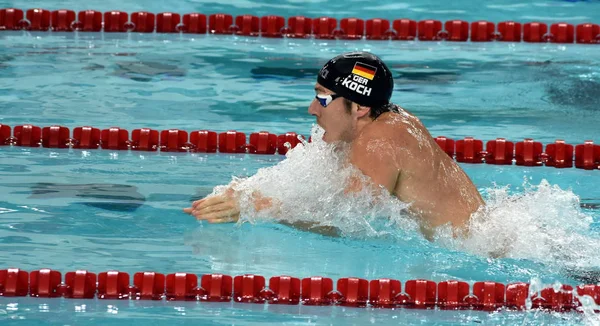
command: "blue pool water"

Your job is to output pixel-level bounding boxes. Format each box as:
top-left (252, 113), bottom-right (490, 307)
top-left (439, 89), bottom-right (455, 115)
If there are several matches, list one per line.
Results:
top-left (1, 0), bottom-right (600, 324)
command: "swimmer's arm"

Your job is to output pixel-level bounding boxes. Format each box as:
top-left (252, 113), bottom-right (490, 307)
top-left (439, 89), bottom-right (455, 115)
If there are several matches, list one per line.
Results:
top-left (184, 188), bottom-right (277, 223)
top-left (249, 192), bottom-right (340, 236)
top-left (185, 190), bottom-right (340, 236)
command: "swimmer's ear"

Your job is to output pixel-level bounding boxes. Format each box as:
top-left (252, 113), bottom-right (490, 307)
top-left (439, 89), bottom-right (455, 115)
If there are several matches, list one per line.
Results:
top-left (355, 105), bottom-right (371, 119)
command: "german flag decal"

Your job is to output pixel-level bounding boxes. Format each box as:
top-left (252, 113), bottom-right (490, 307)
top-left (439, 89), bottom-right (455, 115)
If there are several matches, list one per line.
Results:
top-left (351, 62), bottom-right (377, 80)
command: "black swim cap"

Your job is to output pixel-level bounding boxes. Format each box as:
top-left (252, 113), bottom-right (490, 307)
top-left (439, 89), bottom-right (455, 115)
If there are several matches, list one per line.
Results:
top-left (317, 51), bottom-right (393, 108)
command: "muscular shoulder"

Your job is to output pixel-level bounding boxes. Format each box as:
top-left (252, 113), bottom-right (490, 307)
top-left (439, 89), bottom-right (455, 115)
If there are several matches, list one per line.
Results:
top-left (355, 110), bottom-right (436, 167)
top-left (353, 119), bottom-right (398, 154)
top-left (358, 111), bottom-right (424, 147)
top-left (349, 115), bottom-right (404, 193)
top-left (350, 113), bottom-right (406, 170)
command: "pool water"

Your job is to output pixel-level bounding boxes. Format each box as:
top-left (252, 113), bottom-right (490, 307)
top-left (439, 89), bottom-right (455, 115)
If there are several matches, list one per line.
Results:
top-left (2, 0), bottom-right (600, 325)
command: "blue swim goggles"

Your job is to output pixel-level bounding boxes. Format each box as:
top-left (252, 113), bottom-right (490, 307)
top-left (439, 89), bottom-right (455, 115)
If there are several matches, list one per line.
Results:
top-left (315, 93), bottom-right (341, 108)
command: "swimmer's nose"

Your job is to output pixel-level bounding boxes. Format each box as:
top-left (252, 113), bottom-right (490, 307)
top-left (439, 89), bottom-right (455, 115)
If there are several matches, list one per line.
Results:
top-left (308, 98), bottom-right (320, 117)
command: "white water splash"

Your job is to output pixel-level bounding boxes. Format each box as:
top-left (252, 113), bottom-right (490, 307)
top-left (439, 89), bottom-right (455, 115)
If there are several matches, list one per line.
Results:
top-left (442, 179), bottom-right (600, 274)
top-left (209, 124), bottom-right (600, 273)
top-left (211, 124), bottom-right (416, 237)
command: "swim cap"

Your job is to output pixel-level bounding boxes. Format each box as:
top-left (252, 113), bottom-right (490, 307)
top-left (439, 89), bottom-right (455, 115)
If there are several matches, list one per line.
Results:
top-left (317, 51), bottom-right (393, 108)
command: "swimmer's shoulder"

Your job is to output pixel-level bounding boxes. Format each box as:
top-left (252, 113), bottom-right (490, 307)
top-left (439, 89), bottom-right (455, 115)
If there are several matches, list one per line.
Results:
top-left (367, 110), bottom-right (437, 163)
top-left (360, 114), bottom-right (402, 143)
top-left (374, 107), bottom-right (418, 126)
top-left (353, 115), bottom-right (402, 158)
top-left (354, 113), bottom-right (415, 165)
top-left (367, 110), bottom-right (420, 143)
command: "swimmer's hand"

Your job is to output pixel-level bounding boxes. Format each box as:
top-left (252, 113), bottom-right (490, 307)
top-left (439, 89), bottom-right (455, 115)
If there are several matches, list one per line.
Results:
top-left (183, 189), bottom-right (240, 224)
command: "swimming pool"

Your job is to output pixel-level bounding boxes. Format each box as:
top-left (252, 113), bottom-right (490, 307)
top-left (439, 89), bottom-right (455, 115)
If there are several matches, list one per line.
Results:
top-left (1, 0), bottom-right (600, 324)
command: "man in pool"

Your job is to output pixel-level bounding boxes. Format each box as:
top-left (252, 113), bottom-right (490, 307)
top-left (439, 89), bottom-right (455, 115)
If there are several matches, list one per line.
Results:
top-left (184, 51), bottom-right (485, 239)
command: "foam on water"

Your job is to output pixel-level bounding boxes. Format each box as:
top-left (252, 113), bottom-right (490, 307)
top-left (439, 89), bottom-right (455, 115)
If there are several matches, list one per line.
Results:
top-left (213, 124), bottom-right (418, 237)
top-left (448, 180), bottom-right (600, 274)
top-left (208, 124), bottom-right (600, 276)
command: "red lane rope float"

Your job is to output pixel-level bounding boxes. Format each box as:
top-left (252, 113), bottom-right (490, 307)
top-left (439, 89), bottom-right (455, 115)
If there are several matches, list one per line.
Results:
top-left (1, 8), bottom-right (599, 44)
top-left (1, 124), bottom-right (599, 170)
top-left (1, 268), bottom-right (599, 313)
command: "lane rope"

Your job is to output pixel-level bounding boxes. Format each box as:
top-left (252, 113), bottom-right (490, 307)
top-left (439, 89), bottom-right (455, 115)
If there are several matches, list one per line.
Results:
top-left (0, 8), bottom-right (599, 44)
top-left (1, 124), bottom-right (599, 170)
top-left (1, 268), bottom-right (598, 313)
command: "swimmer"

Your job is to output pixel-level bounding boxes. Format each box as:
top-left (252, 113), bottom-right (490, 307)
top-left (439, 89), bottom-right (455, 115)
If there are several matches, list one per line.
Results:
top-left (184, 51), bottom-right (485, 239)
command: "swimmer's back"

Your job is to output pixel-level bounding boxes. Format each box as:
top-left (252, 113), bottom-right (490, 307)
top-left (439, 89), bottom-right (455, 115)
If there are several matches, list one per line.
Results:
top-left (364, 108), bottom-right (485, 233)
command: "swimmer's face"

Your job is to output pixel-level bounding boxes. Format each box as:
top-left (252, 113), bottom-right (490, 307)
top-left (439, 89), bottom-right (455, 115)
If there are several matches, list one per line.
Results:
top-left (308, 83), bottom-right (354, 143)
